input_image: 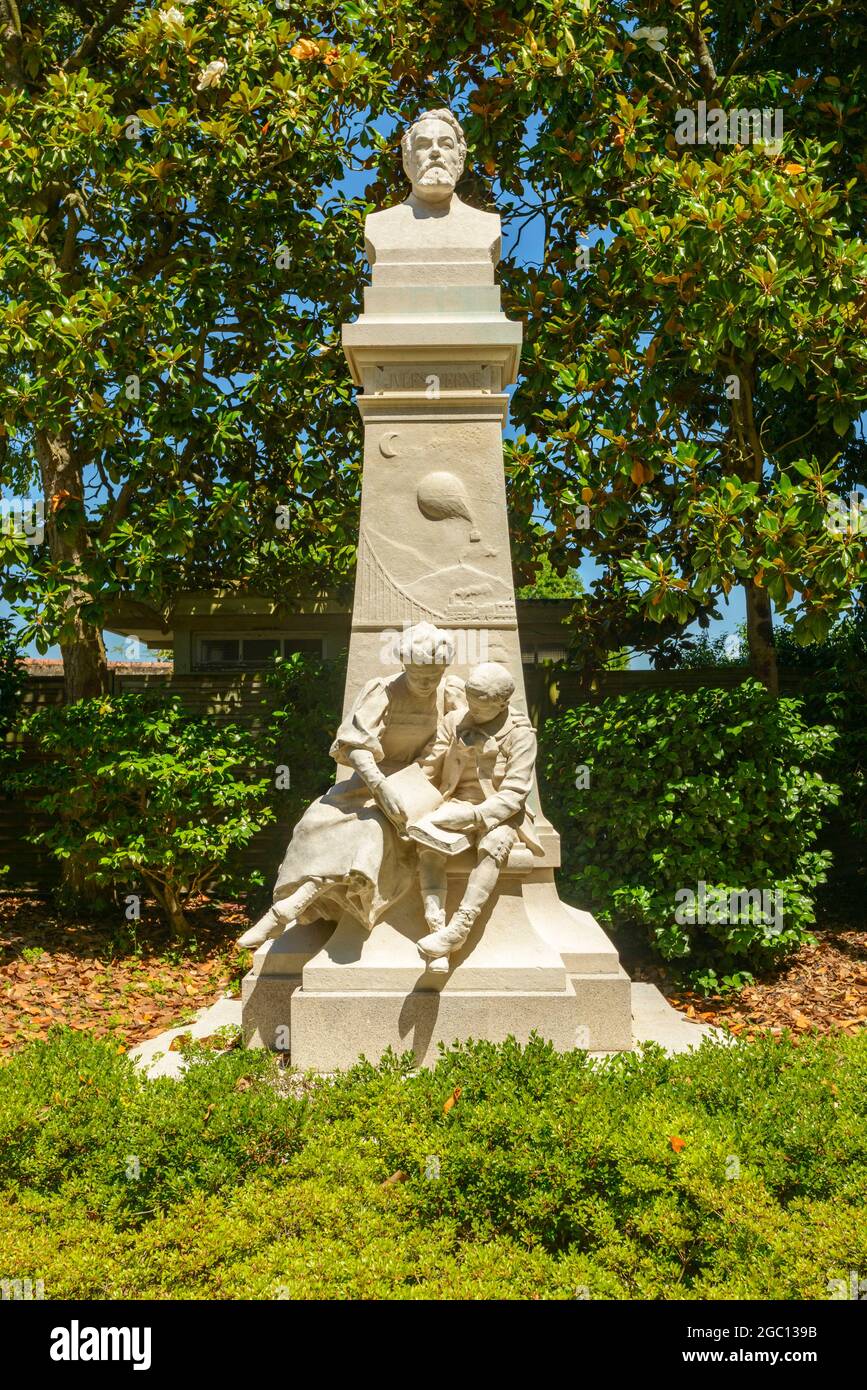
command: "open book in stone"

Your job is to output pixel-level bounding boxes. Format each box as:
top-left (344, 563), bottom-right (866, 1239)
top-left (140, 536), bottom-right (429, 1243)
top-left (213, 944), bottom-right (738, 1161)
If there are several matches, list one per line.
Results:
top-left (380, 763), bottom-right (472, 856)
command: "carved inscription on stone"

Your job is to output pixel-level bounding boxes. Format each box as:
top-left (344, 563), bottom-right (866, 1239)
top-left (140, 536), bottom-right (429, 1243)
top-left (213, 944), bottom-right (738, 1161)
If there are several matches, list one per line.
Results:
top-left (374, 363), bottom-right (493, 394)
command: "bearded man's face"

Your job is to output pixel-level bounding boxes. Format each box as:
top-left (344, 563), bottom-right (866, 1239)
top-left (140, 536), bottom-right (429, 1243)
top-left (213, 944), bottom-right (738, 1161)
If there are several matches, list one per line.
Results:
top-left (405, 118), bottom-right (464, 202)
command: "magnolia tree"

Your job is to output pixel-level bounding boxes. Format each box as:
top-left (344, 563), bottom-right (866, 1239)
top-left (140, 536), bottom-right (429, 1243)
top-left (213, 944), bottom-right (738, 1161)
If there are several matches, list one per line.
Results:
top-left (0, 0), bottom-right (369, 698)
top-left (488, 0), bottom-right (867, 689)
top-left (1, 0), bottom-right (865, 698)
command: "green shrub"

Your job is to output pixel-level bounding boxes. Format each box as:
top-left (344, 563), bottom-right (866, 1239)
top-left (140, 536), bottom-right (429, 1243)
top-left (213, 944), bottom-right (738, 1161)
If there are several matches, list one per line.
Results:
top-left (0, 1030), bottom-right (305, 1223)
top-left (0, 1028), bottom-right (865, 1299)
top-left (774, 611), bottom-right (867, 860)
top-left (261, 649), bottom-right (345, 831)
top-left (541, 681), bottom-right (840, 982)
top-left (12, 693), bottom-right (276, 933)
top-left (666, 611), bottom-right (867, 866)
top-left (664, 625), bottom-right (748, 669)
top-left (0, 617), bottom-right (24, 811)
top-left (0, 617), bottom-right (23, 733)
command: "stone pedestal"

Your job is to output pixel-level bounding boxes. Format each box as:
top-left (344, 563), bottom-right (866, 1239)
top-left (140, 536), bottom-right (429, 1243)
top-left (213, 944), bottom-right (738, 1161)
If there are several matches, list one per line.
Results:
top-left (241, 120), bottom-right (633, 1066)
top-left (243, 855), bottom-right (632, 1067)
top-left (340, 322), bottom-right (525, 714)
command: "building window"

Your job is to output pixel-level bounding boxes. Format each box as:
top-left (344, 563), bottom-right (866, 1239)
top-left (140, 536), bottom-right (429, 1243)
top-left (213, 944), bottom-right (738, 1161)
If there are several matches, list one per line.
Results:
top-left (199, 638), bottom-right (240, 667)
top-left (195, 635), bottom-right (323, 670)
top-left (243, 638), bottom-right (281, 664)
top-left (521, 646), bottom-right (568, 666)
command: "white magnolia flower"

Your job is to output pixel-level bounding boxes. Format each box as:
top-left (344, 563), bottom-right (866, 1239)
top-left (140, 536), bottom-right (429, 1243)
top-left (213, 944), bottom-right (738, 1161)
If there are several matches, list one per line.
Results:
top-left (633, 25), bottom-right (667, 52)
top-left (158, 6), bottom-right (185, 26)
top-left (196, 57), bottom-right (229, 91)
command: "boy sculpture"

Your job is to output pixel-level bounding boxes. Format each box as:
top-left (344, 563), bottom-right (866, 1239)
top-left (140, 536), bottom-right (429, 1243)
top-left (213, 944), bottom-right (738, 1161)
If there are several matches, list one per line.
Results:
top-left (416, 661), bottom-right (544, 973)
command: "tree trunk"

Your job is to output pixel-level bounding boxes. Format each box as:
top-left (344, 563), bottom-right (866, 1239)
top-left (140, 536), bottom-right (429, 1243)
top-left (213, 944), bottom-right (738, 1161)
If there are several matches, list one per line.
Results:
top-left (59, 627), bottom-right (110, 704)
top-left (149, 879), bottom-right (193, 938)
top-left (1, 1), bottom-right (24, 91)
top-left (745, 580), bottom-right (779, 694)
top-left (35, 429), bottom-right (110, 703)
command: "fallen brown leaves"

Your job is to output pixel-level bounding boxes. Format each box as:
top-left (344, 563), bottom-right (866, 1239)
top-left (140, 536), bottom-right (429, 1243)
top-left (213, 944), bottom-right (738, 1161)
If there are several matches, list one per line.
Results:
top-left (668, 930), bottom-right (867, 1039)
top-left (0, 893), bottom-right (249, 1055)
top-left (442, 1085), bottom-right (462, 1114)
top-left (2, 895), bottom-right (865, 1056)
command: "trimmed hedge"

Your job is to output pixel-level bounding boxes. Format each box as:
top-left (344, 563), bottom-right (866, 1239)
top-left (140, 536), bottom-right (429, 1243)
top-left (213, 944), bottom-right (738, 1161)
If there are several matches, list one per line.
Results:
top-left (541, 681), bottom-right (840, 985)
top-left (0, 1028), bottom-right (865, 1299)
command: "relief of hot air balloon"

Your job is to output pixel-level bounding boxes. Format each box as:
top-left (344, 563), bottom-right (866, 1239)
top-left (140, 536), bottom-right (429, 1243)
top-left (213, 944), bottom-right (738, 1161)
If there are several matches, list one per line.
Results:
top-left (416, 471), bottom-right (481, 541)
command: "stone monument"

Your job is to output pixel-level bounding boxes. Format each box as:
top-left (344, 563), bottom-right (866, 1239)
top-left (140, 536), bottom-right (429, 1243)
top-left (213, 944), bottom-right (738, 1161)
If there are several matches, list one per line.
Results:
top-left (240, 109), bottom-right (632, 1068)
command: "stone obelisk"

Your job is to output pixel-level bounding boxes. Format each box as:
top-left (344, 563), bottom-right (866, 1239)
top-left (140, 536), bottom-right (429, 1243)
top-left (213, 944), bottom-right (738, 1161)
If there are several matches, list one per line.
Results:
top-left (243, 111), bottom-right (632, 1067)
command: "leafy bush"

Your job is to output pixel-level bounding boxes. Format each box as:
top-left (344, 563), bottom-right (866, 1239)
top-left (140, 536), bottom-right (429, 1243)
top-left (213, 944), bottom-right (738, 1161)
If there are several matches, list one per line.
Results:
top-left (12, 693), bottom-right (276, 933)
top-left (0, 617), bottom-right (23, 733)
top-left (541, 681), bottom-right (840, 983)
top-left (663, 611), bottom-right (866, 864)
top-left (664, 623), bottom-right (749, 669)
top-left (0, 1029), bottom-right (305, 1223)
top-left (261, 649), bottom-right (345, 830)
top-left (0, 1028), bottom-right (865, 1299)
top-left (516, 553), bottom-right (583, 598)
top-left (0, 619), bottom-right (24, 876)
top-left (774, 611), bottom-right (867, 859)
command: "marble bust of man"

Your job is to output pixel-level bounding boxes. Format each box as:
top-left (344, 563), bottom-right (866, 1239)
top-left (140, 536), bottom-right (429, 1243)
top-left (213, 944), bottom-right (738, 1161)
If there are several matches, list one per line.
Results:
top-left (363, 109), bottom-right (501, 286)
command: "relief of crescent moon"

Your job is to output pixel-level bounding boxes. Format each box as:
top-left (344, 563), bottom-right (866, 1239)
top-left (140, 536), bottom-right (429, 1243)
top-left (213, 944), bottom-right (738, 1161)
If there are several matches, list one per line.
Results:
top-left (379, 431), bottom-right (400, 458)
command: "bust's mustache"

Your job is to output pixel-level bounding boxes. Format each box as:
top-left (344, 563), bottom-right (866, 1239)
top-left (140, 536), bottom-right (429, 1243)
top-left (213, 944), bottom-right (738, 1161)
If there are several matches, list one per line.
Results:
top-left (416, 160), bottom-right (455, 181)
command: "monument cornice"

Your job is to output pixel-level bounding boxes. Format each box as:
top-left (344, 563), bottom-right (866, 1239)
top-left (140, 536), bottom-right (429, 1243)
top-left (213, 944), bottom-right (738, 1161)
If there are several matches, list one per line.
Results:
top-left (354, 395), bottom-right (511, 426)
top-left (341, 319), bottom-right (522, 389)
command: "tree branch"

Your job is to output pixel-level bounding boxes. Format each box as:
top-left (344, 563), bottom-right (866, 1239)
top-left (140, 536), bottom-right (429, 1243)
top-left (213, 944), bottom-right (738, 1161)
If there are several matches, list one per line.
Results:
top-left (690, 2), bottom-right (719, 100)
top-left (59, 199), bottom-right (81, 274)
top-left (100, 475), bottom-right (138, 541)
top-left (63, 0), bottom-right (134, 73)
top-left (720, 1), bottom-right (829, 92)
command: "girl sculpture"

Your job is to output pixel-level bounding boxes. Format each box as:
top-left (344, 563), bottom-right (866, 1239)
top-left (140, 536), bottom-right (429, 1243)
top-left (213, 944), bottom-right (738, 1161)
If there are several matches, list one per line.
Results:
top-left (238, 622), bottom-right (457, 949)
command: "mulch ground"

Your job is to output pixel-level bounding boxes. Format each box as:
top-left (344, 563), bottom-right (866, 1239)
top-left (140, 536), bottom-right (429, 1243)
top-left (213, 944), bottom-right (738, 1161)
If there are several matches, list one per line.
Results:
top-left (0, 893), bottom-right (249, 1055)
top-left (1, 890), bottom-right (865, 1056)
top-left (628, 930), bottom-right (867, 1039)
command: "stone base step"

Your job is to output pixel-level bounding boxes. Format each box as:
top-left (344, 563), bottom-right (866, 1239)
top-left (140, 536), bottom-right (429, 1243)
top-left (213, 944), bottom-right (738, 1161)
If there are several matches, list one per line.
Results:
top-left (131, 981), bottom-right (724, 1081)
top-left (242, 878), bottom-right (635, 1062)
